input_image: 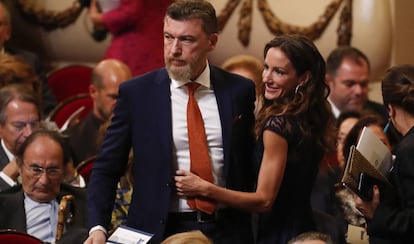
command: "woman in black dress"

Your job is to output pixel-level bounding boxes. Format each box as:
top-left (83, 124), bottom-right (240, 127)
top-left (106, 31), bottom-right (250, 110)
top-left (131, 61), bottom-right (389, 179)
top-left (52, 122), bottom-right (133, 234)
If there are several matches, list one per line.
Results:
top-left (175, 34), bottom-right (336, 243)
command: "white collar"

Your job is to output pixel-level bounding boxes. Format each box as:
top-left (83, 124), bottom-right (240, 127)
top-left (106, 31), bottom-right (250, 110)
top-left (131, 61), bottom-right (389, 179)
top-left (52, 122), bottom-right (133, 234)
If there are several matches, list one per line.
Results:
top-left (328, 98), bottom-right (341, 118)
top-left (171, 62), bottom-right (211, 89)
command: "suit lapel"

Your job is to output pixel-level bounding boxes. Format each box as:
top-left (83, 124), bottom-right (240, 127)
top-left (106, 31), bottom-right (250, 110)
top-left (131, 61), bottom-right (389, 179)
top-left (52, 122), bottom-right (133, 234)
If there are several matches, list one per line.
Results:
top-left (7, 188), bottom-right (28, 232)
top-left (210, 67), bottom-right (233, 178)
top-left (0, 143), bottom-right (10, 170)
top-left (152, 70), bottom-right (173, 173)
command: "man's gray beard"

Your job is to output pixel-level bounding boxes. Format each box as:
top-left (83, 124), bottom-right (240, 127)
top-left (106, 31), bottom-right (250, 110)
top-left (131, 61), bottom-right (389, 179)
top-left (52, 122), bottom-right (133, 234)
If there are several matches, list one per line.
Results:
top-left (166, 63), bottom-right (192, 81)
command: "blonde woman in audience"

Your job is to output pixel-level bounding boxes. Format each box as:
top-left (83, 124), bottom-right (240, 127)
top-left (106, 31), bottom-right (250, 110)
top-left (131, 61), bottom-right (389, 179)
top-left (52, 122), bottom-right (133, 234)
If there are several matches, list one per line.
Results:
top-left (161, 230), bottom-right (212, 244)
top-left (287, 231), bottom-right (334, 244)
top-left (222, 54), bottom-right (263, 116)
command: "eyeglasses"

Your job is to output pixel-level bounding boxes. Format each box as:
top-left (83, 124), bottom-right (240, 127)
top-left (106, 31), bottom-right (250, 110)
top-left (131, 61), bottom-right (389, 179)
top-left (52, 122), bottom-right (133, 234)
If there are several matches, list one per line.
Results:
top-left (23, 164), bottom-right (63, 179)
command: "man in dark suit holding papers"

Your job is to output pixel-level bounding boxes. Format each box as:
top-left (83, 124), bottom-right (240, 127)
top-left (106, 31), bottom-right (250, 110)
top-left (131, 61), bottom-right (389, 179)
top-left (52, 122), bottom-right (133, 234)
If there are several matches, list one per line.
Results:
top-left (85, 1), bottom-right (255, 243)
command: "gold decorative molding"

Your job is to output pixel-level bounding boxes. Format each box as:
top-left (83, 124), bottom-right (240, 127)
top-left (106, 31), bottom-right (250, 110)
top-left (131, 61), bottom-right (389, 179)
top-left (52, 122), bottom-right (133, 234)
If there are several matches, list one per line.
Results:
top-left (337, 0), bottom-right (352, 45)
top-left (217, 0), bottom-right (242, 32)
top-left (14, 0), bottom-right (352, 46)
top-left (14, 0), bottom-right (83, 30)
top-left (217, 0), bottom-right (353, 47)
top-left (238, 0), bottom-right (253, 46)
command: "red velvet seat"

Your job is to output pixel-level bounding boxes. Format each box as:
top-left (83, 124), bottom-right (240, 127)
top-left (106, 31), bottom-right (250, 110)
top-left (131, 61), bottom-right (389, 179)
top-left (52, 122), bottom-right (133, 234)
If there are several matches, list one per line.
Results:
top-left (75, 155), bottom-right (97, 184)
top-left (46, 93), bottom-right (93, 131)
top-left (47, 65), bottom-right (93, 102)
top-left (0, 230), bottom-right (43, 244)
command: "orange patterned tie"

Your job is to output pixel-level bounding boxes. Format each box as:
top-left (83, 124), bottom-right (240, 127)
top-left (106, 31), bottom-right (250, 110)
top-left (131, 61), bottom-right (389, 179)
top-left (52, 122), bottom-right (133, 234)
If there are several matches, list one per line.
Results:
top-left (185, 82), bottom-right (216, 214)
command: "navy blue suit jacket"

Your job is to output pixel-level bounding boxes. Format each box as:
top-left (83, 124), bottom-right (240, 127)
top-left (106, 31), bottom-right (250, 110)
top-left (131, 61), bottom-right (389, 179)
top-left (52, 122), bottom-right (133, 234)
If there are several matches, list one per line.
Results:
top-left (87, 66), bottom-right (256, 243)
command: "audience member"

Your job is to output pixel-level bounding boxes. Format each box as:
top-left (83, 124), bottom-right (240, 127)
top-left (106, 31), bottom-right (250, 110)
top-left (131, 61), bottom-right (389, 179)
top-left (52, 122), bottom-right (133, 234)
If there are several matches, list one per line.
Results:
top-left (0, 53), bottom-right (42, 108)
top-left (65, 59), bottom-right (131, 166)
top-left (0, 1), bottom-right (56, 115)
top-left (336, 111), bottom-right (363, 168)
top-left (88, 0), bottom-right (171, 76)
top-left (354, 64), bottom-right (414, 243)
top-left (325, 46), bottom-right (387, 120)
top-left (287, 231), bottom-right (334, 244)
top-left (311, 111), bottom-right (365, 244)
top-left (161, 230), bottom-right (212, 244)
top-left (85, 1), bottom-right (256, 244)
top-left (221, 54), bottom-right (263, 115)
top-left (175, 34), bottom-right (336, 243)
top-left (342, 114), bottom-right (391, 162)
top-left (0, 129), bottom-right (88, 243)
top-left (313, 45), bottom-right (389, 241)
top-left (336, 115), bottom-right (392, 233)
top-left (0, 84), bottom-right (41, 190)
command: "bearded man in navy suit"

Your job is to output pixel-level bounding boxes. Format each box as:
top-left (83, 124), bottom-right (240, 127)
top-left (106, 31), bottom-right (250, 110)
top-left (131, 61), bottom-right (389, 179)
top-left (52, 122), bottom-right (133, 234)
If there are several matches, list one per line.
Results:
top-left (85, 1), bottom-right (256, 244)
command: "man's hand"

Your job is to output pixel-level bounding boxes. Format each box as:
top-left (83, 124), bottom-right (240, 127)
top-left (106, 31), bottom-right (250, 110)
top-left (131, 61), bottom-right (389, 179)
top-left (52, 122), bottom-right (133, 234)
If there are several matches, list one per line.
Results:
top-left (354, 185), bottom-right (380, 219)
top-left (84, 229), bottom-right (106, 244)
top-left (2, 158), bottom-right (19, 181)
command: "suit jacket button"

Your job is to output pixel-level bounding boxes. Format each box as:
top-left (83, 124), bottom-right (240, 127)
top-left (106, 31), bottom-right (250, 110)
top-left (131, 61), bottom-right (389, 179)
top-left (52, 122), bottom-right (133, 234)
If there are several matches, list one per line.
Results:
top-left (160, 219), bottom-right (165, 224)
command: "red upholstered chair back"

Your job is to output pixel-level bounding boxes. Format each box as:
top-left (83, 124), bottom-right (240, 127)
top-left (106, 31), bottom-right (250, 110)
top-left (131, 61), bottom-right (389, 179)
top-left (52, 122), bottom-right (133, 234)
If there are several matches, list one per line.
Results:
top-left (75, 155), bottom-right (97, 184)
top-left (0, 230), bottom-right (43, 244)
top-left (47, 65), bottom-right (93, 102)
top-left (46, 93), bottom-right (93, 131)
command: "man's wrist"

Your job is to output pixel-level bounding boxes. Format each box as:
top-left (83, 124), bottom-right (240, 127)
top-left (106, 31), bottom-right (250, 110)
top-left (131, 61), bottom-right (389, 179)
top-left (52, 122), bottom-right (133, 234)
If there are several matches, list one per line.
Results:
top-left (89, 225), bottom-right (108, 237)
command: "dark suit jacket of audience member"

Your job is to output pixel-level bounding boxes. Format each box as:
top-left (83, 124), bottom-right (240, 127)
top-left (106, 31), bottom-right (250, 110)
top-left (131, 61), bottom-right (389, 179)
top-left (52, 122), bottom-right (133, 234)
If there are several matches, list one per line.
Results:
top-left (0, 183), bottom-right (88, 243)
top-left (0, 141), bottom-right (9, 170)
top-left (0, 141), bottom-right (13, 190)
top-left (5, 46), bottom-right (57, 115)
top-left (65, 112), bottom-right (106, 166)
top-left (87, 66), bottom-right (256, 243)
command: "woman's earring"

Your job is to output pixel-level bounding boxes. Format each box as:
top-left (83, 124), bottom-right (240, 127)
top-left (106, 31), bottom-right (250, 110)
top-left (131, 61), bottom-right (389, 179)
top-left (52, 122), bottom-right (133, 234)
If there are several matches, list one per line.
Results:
top-left (384, 119), bottom-right (391, 133)
top-left (295, 84), bottom-right (302, 94)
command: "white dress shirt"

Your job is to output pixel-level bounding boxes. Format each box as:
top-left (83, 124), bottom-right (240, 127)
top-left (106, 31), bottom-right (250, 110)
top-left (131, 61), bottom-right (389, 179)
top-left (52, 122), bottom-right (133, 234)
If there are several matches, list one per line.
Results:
top-left (25, 193), bottom-right (59, 243)
top-left (328, 98), bottom-right (341, 118)
top-left (170, 64), bottom-right (224, 212)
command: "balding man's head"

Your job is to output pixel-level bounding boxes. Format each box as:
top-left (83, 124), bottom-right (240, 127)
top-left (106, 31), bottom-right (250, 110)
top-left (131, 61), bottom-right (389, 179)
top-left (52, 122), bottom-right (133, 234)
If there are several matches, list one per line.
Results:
top-left (90, 59), bottom-right (132, 121)
top-left (91, 59), bottom-right (132, 89)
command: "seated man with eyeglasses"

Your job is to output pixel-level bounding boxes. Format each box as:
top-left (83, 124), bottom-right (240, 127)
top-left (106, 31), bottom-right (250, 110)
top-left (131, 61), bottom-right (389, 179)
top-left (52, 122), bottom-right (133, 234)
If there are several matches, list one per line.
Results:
top-left (0, 84), bottom-right (41, 190)
top-left (0, 129), bottom-right (88, 243)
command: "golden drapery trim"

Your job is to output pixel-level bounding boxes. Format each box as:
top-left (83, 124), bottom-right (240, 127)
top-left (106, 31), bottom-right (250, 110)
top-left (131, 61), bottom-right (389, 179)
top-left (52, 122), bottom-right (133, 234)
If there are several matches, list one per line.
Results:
top-left (217, 0), bottom-right (353, 47)
top-left (14, 0), bottom-right (352, 45)
top-left (14, 0), bottom-right (83, 31)
top-left (337, 0), bottom-right (352, 45)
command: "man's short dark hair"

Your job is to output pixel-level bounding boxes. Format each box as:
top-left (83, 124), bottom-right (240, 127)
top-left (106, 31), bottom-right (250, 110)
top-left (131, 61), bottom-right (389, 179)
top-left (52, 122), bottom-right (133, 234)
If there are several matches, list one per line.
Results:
top-left (166, 0), bottom-right (218, 35)
top-left (326, 46), bottom-right (371, 77)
